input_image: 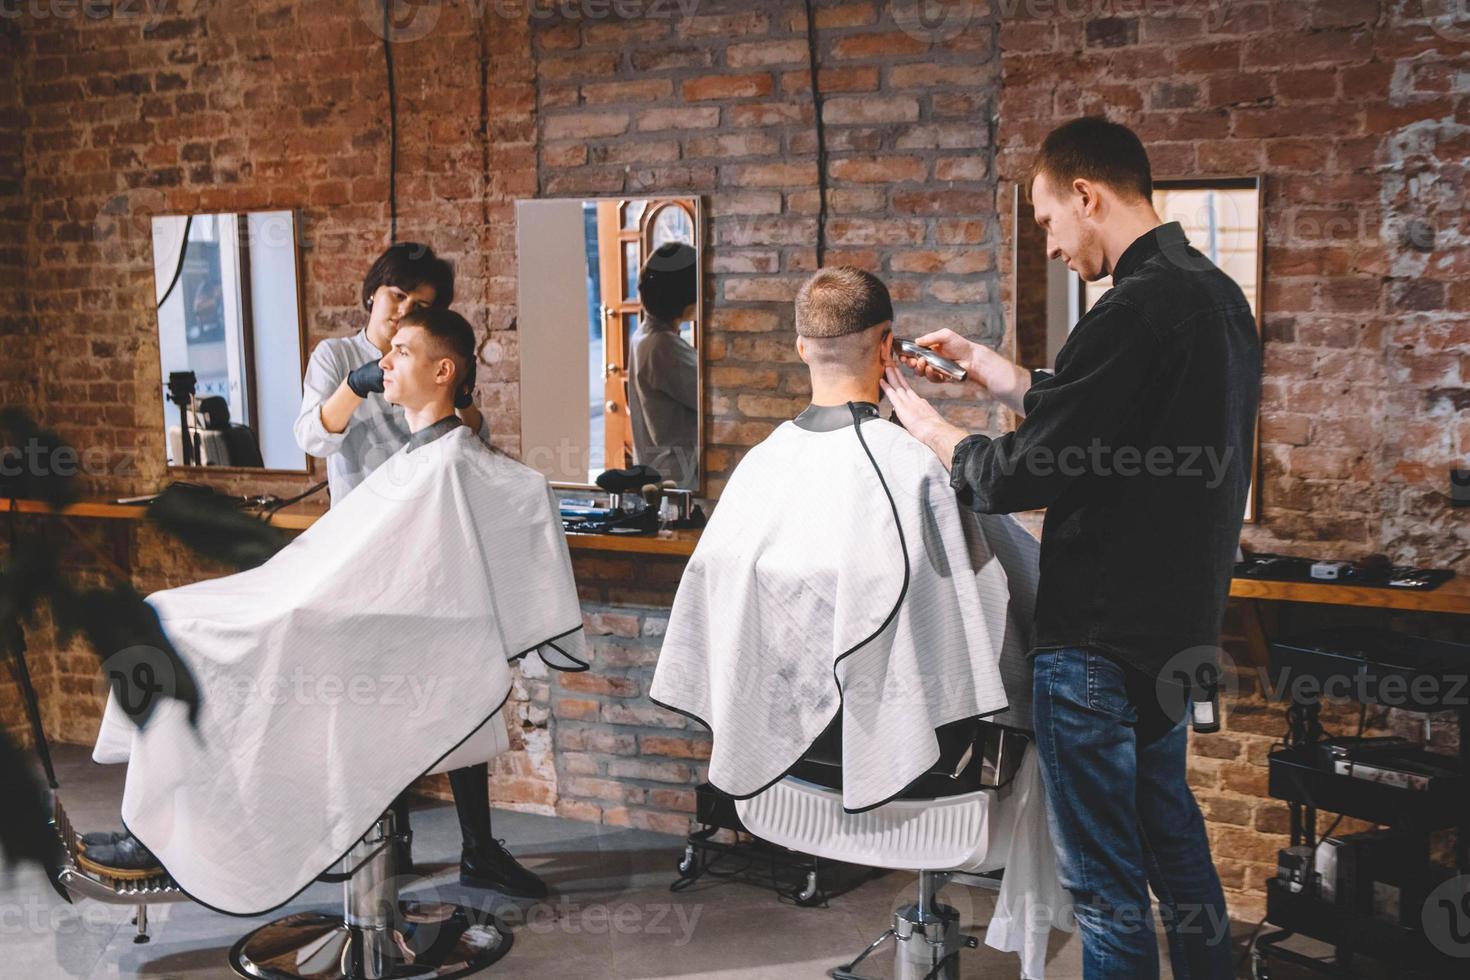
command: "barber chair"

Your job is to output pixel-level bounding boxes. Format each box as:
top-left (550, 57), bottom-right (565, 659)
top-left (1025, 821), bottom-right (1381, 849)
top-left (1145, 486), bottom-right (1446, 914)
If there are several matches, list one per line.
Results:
top-left (166, 396), bottom-right (264, 467)
top-left (51, 712), bottom-right (515, 979)
top-left (734, 718), bottom-right (1032, 980)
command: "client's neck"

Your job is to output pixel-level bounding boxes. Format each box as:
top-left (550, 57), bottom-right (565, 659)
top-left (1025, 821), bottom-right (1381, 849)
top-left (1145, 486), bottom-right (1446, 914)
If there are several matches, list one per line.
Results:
top-left (808, 373), bottom-right (879, 408)
top-left (404, 396), bottom-right (456, 434)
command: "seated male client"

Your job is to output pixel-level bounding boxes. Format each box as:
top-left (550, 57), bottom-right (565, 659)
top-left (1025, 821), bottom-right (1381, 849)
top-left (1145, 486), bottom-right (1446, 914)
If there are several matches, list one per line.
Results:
top-left (650, 267), bottom-right (1070, 978)
top-left (84, 309), bottom-right (587, 915)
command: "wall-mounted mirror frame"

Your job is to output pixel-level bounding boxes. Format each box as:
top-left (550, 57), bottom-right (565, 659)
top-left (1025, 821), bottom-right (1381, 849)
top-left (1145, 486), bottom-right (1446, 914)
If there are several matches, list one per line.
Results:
top-left (153, 209), bottom-right (311, 476)
top-left (1013, 176), bottom-right (1263, 521)
top-left (517, 195), bottom-right (706, 495)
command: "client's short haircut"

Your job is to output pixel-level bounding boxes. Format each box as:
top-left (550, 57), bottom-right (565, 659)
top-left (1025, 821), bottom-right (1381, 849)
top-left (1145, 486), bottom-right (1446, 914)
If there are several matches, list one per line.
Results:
top-left (400, 308), bottom-right (476, 401)
top-left (361, 242), bottom-right (456, 310)
top-left (1027, 116), bottom-right (1152, 203)
top-left (638, 242), bottom-right (698, 321)
top-left (795, 267), bottom-right (894, 373)
top-left (796, 267), bottom-right (893, 338)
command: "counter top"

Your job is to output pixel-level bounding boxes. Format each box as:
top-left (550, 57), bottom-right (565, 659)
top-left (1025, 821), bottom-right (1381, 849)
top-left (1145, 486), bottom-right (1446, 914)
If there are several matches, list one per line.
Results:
top-left (5, 496), bottom-right (1465, 608)
top-left (2, 495), bottom-right (700, 556)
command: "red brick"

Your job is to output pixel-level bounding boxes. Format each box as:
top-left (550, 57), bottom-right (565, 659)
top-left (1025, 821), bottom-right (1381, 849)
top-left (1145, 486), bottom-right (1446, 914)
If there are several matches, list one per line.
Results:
top-left (542, 112), bottom-right (628, 140)
top-left (682, 73), bottom-right (773, 101)
top-left (725, 40), bottom-right (808, 68)
top-left (831, 32), bottom-right (930, 59)
top-left (635, 106), bottom-right (721, 131)
top-left (830, 155), bottom-right (926, 183)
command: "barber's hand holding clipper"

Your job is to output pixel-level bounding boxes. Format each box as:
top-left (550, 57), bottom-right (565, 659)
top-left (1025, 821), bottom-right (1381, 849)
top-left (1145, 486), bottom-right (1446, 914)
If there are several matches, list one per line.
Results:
top-left (884, 329), bottom-right (1036, 469)
top-left (895, 329), bottom-right (1033, 413)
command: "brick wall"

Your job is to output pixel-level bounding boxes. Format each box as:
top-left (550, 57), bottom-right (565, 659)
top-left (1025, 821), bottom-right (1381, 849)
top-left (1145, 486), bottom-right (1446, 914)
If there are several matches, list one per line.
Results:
top-left (3, 0), bottom-right (1469, 923)
top-left (997, 0), bottom-right (1470, 571)
top-left (1, 16), bottom-right (36, 747)
top-left (996, 0), bottom-right (1470, 916)
top-left (534, 0), bottom-right (1007, 496)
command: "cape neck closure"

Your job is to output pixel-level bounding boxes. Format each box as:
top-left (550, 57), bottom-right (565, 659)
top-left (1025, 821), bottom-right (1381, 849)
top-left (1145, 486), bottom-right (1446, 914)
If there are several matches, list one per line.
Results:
top-left (793, 401), bottom-right (880, 432)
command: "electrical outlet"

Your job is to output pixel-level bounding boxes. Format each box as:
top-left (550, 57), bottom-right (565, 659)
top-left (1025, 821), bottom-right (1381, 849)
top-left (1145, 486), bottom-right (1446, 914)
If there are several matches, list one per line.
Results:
top-left (1453, 469), bottom-right (1470, 507)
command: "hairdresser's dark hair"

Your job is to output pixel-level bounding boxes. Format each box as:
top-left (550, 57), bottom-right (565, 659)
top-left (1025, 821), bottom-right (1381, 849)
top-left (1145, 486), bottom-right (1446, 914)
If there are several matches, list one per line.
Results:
top-left (637, 242), bottom-right (698, 322)
top-left (1027, 116), bottom-right (1152, 203)
top-left (400, 307), bottom-right (476, 403)
top-left (361, 242), bottom-right (455, 311)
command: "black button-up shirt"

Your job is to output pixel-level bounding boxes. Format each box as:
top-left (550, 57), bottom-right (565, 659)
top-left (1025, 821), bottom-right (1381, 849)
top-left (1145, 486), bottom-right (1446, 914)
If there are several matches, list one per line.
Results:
top-left (949, 222), bottom-right (1261, 681)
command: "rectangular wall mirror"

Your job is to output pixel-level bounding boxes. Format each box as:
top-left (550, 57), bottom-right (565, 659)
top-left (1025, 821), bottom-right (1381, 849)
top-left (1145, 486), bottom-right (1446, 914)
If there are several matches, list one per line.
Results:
top-left (1013, 176), bottom-right (1263, 520)
top-left (152, 210), bottom-right (307, 472)
top-left (516, 196), bottom-right (704, 493)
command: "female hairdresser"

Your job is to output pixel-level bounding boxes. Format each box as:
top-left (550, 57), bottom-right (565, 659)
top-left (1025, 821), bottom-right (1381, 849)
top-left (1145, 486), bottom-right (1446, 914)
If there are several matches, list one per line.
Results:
top-left (292, 241), bottom-right (548, 899)
top-left (294, 241), bottom-right (485, 502)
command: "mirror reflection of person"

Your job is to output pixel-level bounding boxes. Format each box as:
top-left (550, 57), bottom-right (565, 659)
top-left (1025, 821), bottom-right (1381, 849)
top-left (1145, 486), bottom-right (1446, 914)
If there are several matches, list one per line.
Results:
top-left (628, 241), bottom-right (698, 488)
top-left (293, 242), bottom-right (486, 504)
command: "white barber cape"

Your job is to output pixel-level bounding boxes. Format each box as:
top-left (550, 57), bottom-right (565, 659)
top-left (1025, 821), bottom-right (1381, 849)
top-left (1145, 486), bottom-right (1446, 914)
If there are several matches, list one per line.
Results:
top-left (649, 403), bottom-right (1072, 977)
top-left (651, 404), bottom-right (1036, 810)
top-left (93, 425), bottom-right (587, 915)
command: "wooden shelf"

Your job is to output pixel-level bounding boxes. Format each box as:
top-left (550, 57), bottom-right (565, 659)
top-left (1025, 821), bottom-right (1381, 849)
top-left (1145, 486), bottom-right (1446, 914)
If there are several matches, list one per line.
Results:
top-left (1229, 575), bottom-right (1470, 615)
top-left (566, 529), bottom-right (699, 557)
top-left (9, 496), bottom-right (1468, 596)
top-left (3, 496), bottom-right (698, 556)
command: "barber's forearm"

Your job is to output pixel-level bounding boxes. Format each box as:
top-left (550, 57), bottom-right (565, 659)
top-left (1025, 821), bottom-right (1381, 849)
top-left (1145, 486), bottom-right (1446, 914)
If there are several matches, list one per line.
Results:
top-left (1001, 364), bottom-right (1033, 416)
top-left (317, 379), bottom-right (364, 434)
top-left (918, 420), bottom-right (969, 473)
top-left (982, 360), bottom-right (1033, 417)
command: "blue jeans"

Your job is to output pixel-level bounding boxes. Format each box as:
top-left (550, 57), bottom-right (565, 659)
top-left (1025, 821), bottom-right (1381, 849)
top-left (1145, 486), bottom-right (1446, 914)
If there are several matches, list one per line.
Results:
top-left (1032, 647), bottom-right (1233, 980)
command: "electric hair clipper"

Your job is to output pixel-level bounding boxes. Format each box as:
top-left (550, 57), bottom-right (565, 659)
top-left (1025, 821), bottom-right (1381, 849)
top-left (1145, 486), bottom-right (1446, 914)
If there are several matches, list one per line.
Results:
top-left (897, 339), bottom-right (967, 382)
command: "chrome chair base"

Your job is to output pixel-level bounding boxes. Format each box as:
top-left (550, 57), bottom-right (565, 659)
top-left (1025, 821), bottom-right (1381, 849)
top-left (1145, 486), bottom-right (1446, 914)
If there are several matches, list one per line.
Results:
top-left (228, 904), bottom-right (510, 980)
top-left (829, 871), bottom-right (979, 980)
top-left (230, 812), bottom-right (510, 979)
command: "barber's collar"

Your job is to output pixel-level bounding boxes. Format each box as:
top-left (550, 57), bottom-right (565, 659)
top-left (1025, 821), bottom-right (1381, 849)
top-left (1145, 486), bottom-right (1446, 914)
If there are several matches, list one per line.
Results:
top-left (793, 401), bottom-right (880, 432)
top-left (406, 414), bottom-right (462, 453)
top-left (1111, 221), bottom-right (1188, 283)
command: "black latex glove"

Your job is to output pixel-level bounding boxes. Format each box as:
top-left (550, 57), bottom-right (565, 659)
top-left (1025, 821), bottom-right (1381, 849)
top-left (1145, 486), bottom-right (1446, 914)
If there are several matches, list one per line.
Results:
top-left (346, 360), bottom-right (385, 397)
top-left (453, 386), bottom-right (473, 410)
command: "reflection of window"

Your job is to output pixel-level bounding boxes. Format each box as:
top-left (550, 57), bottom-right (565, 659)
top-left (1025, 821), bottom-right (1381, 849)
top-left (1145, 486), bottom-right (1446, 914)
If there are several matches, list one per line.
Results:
top-left (648, 204), bottom-right (693, 251)
top-left (1081, 184), bottom-right (1259, 317)
top-left (583, 203), bottom-right (604, 476)
top-left (153, 211), bottom-right (304, 469)
top-left (158, 214), bottom-right (250, 439)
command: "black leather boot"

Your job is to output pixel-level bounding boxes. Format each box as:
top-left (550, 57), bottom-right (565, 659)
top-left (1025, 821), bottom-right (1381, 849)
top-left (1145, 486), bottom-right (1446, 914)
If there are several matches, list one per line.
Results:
top-left (389, 793), bottom-right (415, 876)
top-left (449, 763), bottom-right (548, 899)
top-left (460, 837), bottom-right (549, 899)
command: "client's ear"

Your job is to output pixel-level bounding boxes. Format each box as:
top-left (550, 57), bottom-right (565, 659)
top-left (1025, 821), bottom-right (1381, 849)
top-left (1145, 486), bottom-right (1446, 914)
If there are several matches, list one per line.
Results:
top-left (878, 326), bottom-right (895, 368)
top-left (795, 336), bottom-right (809, 365)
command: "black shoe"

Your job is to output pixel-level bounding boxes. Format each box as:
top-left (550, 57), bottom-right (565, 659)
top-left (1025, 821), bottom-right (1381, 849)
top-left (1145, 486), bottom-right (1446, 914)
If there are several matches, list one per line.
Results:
top-left (79, 829), bottom-right (129, 850)
top-left (76, 832), bottom-right (162, 879)
top-left (460, 838), bottom-right (548, 899)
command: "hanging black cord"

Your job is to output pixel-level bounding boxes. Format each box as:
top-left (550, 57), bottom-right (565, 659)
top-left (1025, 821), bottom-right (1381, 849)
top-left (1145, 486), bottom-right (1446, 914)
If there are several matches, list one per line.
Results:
top-left (258, 479), bottom-right (328, 525)
top-left (155, 214), bottom-right (194, 310)
top-left (802, 0), bottom-right (828, 267)
top-left (381, 0), bottom-right (399, 243)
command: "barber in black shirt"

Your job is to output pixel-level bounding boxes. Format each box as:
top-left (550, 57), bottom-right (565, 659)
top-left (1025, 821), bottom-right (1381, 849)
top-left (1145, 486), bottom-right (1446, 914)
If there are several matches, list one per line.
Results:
top-left (883, 118), bottom-right (1259, 980)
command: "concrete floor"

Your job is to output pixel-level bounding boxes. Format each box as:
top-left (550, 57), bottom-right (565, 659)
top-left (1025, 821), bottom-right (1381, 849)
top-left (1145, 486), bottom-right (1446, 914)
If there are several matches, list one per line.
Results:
top-left (1, 745), bottom-right (1364, 979)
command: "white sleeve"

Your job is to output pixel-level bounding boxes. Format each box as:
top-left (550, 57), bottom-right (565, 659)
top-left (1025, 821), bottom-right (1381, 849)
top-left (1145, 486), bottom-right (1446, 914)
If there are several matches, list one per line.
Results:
top-left (294, 343), bottom-right (350, 459)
